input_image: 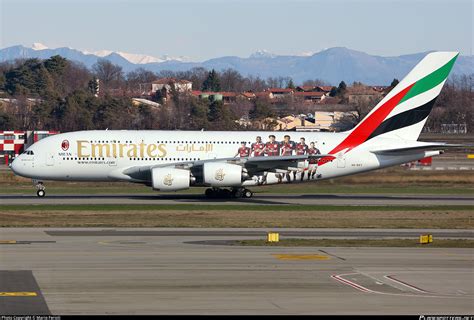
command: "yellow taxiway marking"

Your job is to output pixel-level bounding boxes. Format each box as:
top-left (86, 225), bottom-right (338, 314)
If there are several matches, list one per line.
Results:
top-left (0, 292), bottom-right (37, 297)
top-left (0, 240), bottom-right (17, 244)
top-left (272, 254), bottom-right (330, 260)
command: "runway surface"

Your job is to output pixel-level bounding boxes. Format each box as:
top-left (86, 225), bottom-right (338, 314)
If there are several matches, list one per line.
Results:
top-left (2, 193), bottom-right (474, 206)
top-left (1, 228), bottom-right (473, 314)
top-left (0, 270), bottom-right (50, 314)
top-left (44, 228), bottom-right (474, 239)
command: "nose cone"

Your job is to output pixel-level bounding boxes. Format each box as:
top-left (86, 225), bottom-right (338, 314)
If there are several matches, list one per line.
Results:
top-left (10, 157), bottom-right (19, 174)
top-left (10, 156), bottom-right (28, 178)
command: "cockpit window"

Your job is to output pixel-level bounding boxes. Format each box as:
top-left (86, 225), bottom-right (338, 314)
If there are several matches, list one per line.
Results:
top-left (23, 150), bottom-right (34, 155)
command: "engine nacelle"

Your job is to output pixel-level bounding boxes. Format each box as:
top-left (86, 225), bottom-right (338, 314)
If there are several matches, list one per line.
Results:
top-left (151, 167), bottom-right (190, 191)
top-left (203, 162), bottom-right (243, 187)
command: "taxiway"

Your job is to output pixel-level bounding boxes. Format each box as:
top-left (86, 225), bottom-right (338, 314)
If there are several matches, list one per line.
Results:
top-left (0, 228), bottom-right (472, 314)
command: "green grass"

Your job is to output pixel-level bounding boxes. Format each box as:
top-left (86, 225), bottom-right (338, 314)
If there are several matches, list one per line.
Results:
top-left (3, 204), bottom-right (473, 211)
top-left (2, 206), bottom-right (472, 228)
top-left (236, 238), bottom-right (474, 248)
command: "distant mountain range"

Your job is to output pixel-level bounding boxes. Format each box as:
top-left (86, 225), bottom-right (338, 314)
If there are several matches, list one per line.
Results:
top-left (1, 43), bottom-right (473, 85)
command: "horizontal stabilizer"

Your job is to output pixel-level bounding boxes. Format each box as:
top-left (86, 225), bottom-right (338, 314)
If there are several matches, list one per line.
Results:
top-left (371, 143), bottom-right (468, 155)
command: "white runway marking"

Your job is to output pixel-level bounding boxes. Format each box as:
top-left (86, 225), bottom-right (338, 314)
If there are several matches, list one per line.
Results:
top-left (330, 273), bottom-right (376, 293)
top-left (384, 275), bottom-right (431, 294)
top-left (330, 273), bottom-right (471, 299)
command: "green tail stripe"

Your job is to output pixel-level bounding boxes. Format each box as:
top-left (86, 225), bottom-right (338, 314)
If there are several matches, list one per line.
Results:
top-left (399, 54), bottom-right (458, 104)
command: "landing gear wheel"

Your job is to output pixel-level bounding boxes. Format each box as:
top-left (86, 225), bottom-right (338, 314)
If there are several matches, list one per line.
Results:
top-left (206, 188), bottom-right (252, 199)
top-left (232, 188), bottom-right (243, 198)
top-left (243, 189), bottom-right (253, 198)
top-left (33, 180), bottom-right (45, 197)
top-left (205, 188), bottom-right (215, 198)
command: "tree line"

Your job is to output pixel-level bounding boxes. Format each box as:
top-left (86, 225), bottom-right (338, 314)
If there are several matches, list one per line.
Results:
top-left (0, 55), bottom-right (472, 133)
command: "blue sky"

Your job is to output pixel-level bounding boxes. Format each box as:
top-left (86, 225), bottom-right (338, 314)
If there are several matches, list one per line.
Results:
top-left (1, 0), bottom-right (472, 60)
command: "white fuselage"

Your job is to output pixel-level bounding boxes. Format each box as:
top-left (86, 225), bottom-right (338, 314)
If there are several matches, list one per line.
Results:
top-left (11, 130), bottom-right (438, 187)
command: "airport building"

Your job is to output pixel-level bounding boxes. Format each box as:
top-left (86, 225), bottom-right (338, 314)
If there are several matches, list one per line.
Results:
top-left (0, 130), bottom-right (58, 165)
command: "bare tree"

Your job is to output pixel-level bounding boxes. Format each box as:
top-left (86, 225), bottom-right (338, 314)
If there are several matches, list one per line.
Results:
top-left (242, 76), bottom-right (267, 92)
top-left (186, 67), bottom-right (208, 91)
top-left (302, 79), bottom-right (330, 86)
top-left (126, 68), bottom-right (157, 95)
top-left (220, 69), bottom-right (244, 92)
top-left (229, 99), bottom-right (253, 119)
top-left (156, 70), bottom-right (176, 79)
top-left (427, 74), bottom-right (473, 132)
top-left (92, 59), bottom-right (124, 90)
top-left (334, 95), bottom-right (382, 131)
top-left (266, 77), bottom-right (279, 88)
top-left (62, 61), bottom-right (92, 95)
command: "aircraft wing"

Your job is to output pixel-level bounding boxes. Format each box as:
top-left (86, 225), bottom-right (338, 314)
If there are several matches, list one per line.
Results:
top-left (229, 154), bottom-right (334, 175)
top-left (115, 154), bottom-right (334, 182)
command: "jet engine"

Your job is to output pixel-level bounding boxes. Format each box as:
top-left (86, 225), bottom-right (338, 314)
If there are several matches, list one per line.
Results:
top-left (151, 167), bottom-right (190, 191)
top-left (203, 162), bottom-right (243, 187)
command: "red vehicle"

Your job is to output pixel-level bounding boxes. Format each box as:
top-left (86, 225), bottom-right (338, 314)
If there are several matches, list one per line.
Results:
top-left (418, 156), bottom-right (432, 166)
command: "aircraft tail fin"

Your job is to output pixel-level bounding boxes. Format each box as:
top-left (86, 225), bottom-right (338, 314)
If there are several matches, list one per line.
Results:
top-left (350, 51), bottom-right (458, 142)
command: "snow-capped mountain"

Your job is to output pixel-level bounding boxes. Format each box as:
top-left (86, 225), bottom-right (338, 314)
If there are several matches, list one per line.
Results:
top-left (25, 43), bottom-right (189, 64)
top-left (1, 43), bottom-right (472, 85)
top-left (249, 49), bottom-right (278, 59)
top-left (84, 49), bottom-right (190, 64)
top-left (115, 52), bottom-right (166, 64)
top-left (31, 42), bottom-right (49, 51)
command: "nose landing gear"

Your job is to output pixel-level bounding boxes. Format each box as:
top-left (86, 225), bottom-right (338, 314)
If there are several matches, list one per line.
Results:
top-left (33, 180), bottom-right (46, 197)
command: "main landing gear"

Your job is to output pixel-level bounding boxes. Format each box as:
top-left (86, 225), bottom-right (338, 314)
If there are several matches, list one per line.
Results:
top-left (205, 187), bottom-right (253, 199)
top-left (34, 180), bottom-right (46, 197)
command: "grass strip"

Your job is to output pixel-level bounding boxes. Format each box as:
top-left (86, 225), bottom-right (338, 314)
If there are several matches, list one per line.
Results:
top-left (3, 204), bottom-right (473, 211)
top-left (2, 209), bottom-right (472, 228)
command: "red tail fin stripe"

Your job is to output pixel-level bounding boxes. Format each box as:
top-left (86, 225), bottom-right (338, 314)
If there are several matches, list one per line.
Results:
top-left (318, 83), bottom-right (415, 166)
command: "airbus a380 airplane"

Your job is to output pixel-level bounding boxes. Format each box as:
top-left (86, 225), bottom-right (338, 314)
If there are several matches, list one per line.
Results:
top-left (11, 52), bottom-right (461, 198)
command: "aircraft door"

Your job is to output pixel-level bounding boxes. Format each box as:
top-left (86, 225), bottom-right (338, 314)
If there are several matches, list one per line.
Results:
top-left (46, 152), bottom-right (55, 166)
top-left (337, 152), bottom-right (346, 168)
